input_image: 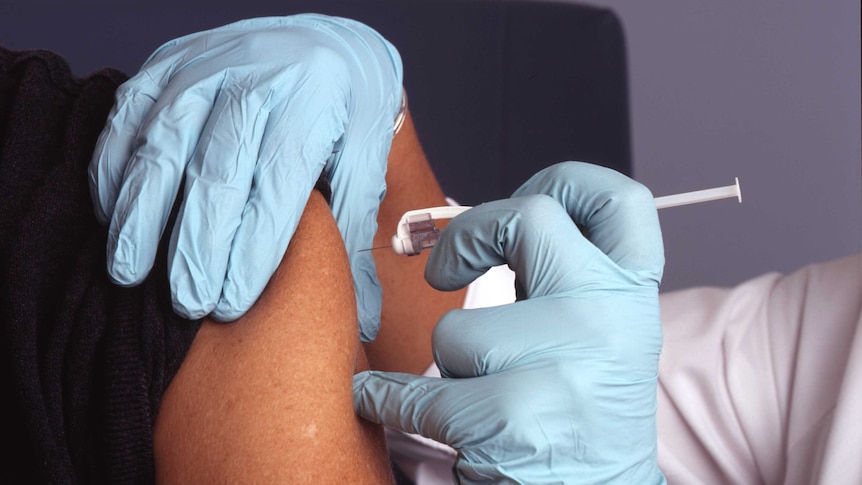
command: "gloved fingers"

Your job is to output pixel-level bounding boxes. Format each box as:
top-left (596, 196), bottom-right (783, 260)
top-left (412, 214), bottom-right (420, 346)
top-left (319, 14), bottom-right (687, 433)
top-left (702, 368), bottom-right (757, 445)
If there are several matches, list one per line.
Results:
top-left (104, 84), bottom-right (218, 287)
top-left (319, 38), bottom-right (397, 340)
top-left (353, 370), bottom-right (474, 447)
top-left (208, 179), bottom-right (314, 321)
top-left (339, 228), bottom-right (385, 342)
top-left (88, 76), bottom-right (161, 225)
top-left (88, 30), bottom-right (231, 228)
top-left (431, 301), bottom-right (578, 378)
top-left (348, 248), bottom-right (384, 342)
top-left (327, 129), bottom-right (391, 342)
top-left (210, 75), bottom-right (349, 320)
top-left (432, 296), bottom-right (662, 380)
top-left (167, 79), bottom-right (271, 319)
top-left (425, 195), bottom-right (605, 298)
top-left (512, 161), bottom-right (665, 284)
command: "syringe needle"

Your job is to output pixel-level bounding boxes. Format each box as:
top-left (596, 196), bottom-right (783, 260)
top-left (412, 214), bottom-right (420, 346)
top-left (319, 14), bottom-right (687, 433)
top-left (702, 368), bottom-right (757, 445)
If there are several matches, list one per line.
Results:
top-left (357, 245), bottom-right (392, 252)
top-left (654, 177), bottom-right (742, 210)
top-left (358, 177), bottom-right (743, 253)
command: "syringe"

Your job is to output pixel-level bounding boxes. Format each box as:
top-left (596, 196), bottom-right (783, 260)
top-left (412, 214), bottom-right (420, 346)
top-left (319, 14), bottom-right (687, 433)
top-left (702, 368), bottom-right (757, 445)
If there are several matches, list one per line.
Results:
top-left (362, 178), bottom-right (742, 256)
top-left (654, 177), bottom-right (741, 209)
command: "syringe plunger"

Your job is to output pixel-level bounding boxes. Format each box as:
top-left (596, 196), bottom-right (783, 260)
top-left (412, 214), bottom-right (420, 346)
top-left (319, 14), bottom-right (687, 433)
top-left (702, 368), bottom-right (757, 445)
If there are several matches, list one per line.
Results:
top-left (654, 177), bottom-right (742, 209)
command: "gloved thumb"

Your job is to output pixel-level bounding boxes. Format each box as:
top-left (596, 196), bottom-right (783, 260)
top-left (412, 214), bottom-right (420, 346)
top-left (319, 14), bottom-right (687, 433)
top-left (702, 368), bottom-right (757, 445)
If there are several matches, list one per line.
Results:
top-left (512, 161), bottom-right (664, 284)
top-left (353, 370), bottom-right (463, 446)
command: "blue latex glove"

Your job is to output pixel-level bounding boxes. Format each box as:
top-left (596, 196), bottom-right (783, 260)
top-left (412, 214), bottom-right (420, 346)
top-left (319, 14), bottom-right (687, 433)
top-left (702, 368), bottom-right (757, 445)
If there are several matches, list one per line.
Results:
top-left (88, 14), bottom-right (403, 340)
top-left (354, 162), bottom-right (667, 483)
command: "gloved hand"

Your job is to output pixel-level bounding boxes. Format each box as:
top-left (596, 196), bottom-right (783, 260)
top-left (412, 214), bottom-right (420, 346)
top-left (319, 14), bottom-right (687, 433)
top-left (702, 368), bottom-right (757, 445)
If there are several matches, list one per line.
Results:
top-left (89, 14), bottom-right (403, 340)
top-left (354, 162), bottom-right (667, 483)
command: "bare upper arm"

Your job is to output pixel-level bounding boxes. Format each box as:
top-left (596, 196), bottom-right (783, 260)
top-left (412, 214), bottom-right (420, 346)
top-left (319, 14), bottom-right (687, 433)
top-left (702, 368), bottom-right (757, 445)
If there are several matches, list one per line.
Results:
top-left (153, 191), bottom-right (394, 484)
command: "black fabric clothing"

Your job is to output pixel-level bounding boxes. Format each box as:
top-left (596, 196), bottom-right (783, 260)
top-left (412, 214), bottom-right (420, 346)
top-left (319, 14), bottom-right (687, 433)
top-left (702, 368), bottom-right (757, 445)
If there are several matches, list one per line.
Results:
top-left (0, 47), bottom-right (202, 484)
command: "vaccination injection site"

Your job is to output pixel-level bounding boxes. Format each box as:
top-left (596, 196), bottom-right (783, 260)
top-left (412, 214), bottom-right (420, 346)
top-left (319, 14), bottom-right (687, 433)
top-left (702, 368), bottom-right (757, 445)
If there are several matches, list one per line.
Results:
top-left (0, 0), bottom-right (859, 484)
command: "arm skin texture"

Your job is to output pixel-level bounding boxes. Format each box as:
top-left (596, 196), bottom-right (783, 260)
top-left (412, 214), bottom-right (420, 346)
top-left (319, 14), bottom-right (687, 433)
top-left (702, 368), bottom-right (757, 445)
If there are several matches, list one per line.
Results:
top-left (152, 189), bottom-right (395, 484)
top-left (152, 108), bottom-right (463, 482)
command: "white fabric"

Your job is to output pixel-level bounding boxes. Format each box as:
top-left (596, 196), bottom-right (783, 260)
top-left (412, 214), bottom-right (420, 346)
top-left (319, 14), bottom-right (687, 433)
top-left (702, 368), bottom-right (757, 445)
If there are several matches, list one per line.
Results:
top-left (657, 253), bottom-right (862, 485)
top-left (388, 253), bottom-right (862, 485)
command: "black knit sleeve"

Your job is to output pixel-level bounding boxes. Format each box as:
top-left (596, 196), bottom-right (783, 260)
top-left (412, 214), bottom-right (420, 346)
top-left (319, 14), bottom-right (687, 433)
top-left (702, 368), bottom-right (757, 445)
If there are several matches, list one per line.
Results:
top-left (0, 47), bottom-right (202, 485)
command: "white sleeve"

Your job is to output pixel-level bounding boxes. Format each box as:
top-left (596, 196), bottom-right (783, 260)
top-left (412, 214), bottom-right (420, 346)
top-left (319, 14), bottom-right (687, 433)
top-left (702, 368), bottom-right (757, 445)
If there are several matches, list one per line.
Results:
top-left (656, 252), bottom-right (862, 485)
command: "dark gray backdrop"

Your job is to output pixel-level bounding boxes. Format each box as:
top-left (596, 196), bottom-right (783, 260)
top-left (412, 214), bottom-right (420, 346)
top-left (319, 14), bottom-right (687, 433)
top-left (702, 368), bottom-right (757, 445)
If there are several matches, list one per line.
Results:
top-left (592, 0), bottom-right (861, 290)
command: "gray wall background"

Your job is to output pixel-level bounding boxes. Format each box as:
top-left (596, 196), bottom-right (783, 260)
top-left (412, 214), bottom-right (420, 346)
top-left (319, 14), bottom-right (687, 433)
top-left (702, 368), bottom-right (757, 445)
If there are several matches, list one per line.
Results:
top-left (588, 0), bottom-right (861, 291)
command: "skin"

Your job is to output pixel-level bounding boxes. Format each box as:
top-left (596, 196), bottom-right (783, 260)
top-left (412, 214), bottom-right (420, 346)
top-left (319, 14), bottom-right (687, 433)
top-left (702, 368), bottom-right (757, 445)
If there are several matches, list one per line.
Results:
top-left (153, 108), bottom-right (466, 482)
top-left (153, 189), bottom-right (395, 484)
